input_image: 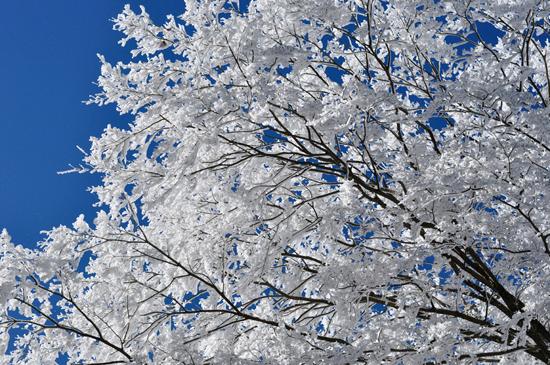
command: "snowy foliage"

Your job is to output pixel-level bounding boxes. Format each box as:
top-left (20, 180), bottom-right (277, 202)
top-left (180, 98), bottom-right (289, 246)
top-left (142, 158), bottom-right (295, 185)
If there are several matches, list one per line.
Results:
top-left (4, 0), bottom-right (550, 363)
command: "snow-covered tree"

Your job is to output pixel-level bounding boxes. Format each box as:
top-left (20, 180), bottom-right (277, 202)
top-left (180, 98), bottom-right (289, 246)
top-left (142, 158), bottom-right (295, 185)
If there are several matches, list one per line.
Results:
top-left (4, 0), bottom-right (550, 363)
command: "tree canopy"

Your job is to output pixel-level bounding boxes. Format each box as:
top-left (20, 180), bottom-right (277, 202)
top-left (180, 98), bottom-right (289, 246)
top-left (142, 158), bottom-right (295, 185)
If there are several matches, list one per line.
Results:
top-left (3, 0), bottom-right (550, 363)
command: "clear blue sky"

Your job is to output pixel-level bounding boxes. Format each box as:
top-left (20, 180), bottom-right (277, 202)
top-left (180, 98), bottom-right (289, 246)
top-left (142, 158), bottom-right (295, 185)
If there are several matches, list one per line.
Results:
top-left (0, 1), bottom-right (186, 249)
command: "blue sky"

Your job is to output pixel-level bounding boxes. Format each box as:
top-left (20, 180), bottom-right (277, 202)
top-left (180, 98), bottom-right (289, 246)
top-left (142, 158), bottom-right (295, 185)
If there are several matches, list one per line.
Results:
top-left (1, 1), bottom-right (187, 249)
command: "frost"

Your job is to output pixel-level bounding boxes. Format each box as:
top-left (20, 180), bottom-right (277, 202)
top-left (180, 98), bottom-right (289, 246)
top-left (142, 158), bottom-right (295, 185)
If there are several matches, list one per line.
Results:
top-left (3, 0), bottom-right (550, 363)
top-left (72, 214), bottom-right (90, 233)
